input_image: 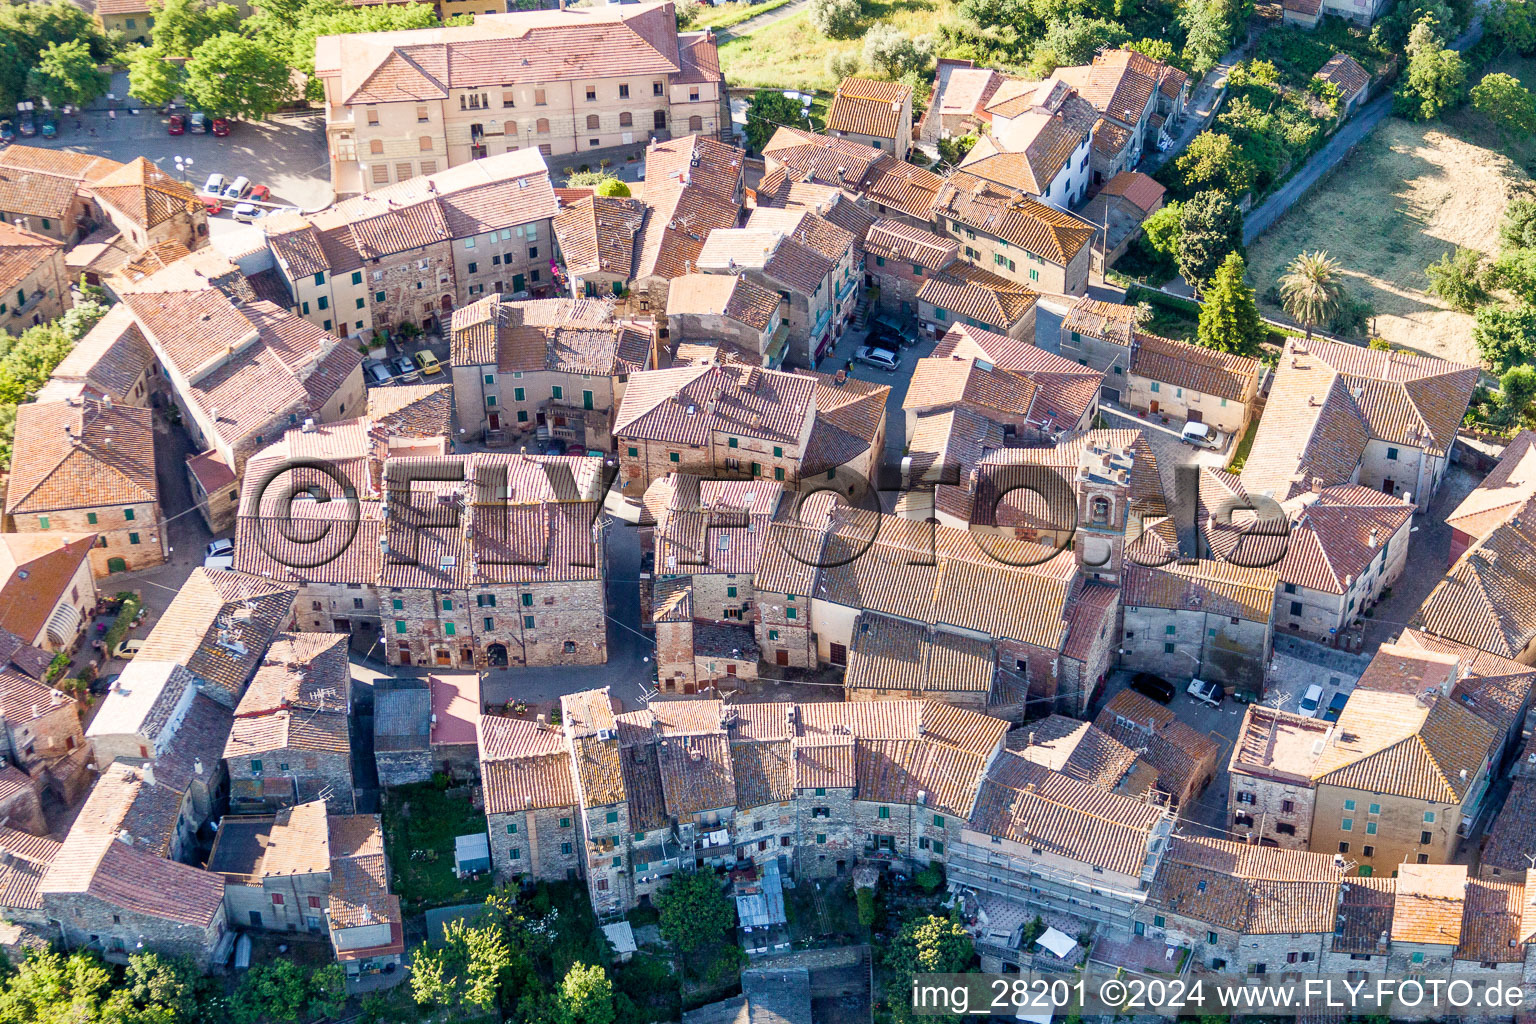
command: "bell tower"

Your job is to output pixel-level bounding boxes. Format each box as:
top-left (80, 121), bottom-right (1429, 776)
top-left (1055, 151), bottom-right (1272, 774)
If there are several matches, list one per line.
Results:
top-left (1073, 437), bottom-right (1135, 583)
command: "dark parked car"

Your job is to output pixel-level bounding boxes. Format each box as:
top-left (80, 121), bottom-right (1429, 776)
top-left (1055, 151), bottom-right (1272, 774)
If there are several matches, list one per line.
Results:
top-left (1324, 691), bottom-right (1349, 721)
top-left (390, 355), bottom-right (416, 377)
top-left (39, 116), bottom-right (55, 139)
top-left (1128, 672), bottom-right (1176, 704)
top-left (16, 110), bottom-right (34, 137)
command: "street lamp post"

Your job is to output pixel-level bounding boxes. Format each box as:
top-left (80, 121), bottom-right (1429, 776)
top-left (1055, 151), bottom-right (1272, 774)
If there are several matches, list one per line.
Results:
top-left (173, 155), bottom-right (193, 185)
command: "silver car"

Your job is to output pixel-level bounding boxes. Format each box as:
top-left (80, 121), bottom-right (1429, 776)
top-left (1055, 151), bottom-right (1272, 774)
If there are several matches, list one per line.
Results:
top-left (855, 345), bottom-right (899, 371)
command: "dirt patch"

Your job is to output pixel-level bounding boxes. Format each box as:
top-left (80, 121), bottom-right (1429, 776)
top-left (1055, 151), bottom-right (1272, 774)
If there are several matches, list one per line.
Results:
top-left (1248, 116), bottom-right (1531, 366)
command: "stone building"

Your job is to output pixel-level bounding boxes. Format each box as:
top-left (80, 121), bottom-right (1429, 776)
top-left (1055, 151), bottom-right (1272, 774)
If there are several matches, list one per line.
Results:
top-left (6, 398), bottom-right (164, 575)
top-left (0, 222), bottom-right (69, 333)
top-left (1413, 494), bottom-right (1536, 664)
top-left (478, 713), bottom-right (582, 881)
top-left (374, 679), bottom-right (434, 788)
top-left (264, 150), bottom-right (561, 341)
top-left (0, 824), bottom-right (60, 932)
top-left (0, 533), bottom-right (98, 655)
top-left (226, 633), bottom-right (355, 815)
top-left (758, 128), bottom-right (944, 231)
top-left (1227, 705), bottom-right (1331, 849)
top-left (1053, 50), bottom-right (1188, 186)
top-left (236, 453), bottom-right (608, 671)
top-left (841, 612), bottom-right (1026, 718)
top-left (0, 147), bottom-right (123, 243)
top-left (914, 263), bottom-right (1040, 342)
top-left (314, 2), bottom-right (727, 195)
top-left (36, 304), bottom-right (158, 407)
top-left (1445, 429), bottom-right (1536, 567)
top-left (665, 274), bottom-right (787, 368)
top-left (1125, 333), bottom-right (1263, 437)
top-left (560, 689), bottom-right (635, 916)
top-left (1242, 338), bottom-right (1477, 505)
top-left (863, 219), bottom-right (960, 320)
top-left (0, 628), bottom-right (86, 789)
top-left (1094, 689), bottom-right (1220, 814)
top-left (0, 764), bottom-right (46, 836)
top-left (614, 363), bottom-right (888, 497)
top-left (210, 801), bottom-right (335, 934)
top-left (448, 295), bottom-right (653, 446)
top-left (931, 171), bottom-right (1095, 297)
top-left (88, 158), bottom-right (208, 257)
top-left (903, 338), bottom-right (1101, 440)
top-left (326, 814), bottom-right (406, 989)
top-left (825, 77), bottom-right (913, 159)
top-left (1120, 559), bottom-right (1278, 698)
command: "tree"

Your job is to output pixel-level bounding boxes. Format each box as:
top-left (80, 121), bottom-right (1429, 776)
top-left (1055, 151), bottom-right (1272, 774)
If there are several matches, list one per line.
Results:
top-left (856, 887), bottom-right (878, 929)
top-left (862, 24), bottom-right (933, 80)
top-left (411, 918), bottom-right (513, 1012)
top-left (595, 178), bottom-right (631, 198)
top-left (1472, 72), bottom-right (1536, 136)
top-left (231, 961), bottom-right (341, 1024)
top-left (1398, 15), bottom-right (1466, 120)
top-left (1426, 247), bottom-right (1489, 312)
top-left (1174, 131), bottom-right (1256, 196)
top-left (1474, 303), bottom-right (1536, 371)
top-left (147, 0), bottom-right (240, 57)
top-left (558, 962), bottom-right (615, 1024)
top-left (27, 39), bottom-right (109, 109)
top-left (1176, 190), bottom-right (1244, 292)
top-left (1125, 36), bottom-right (1177, 64)
top-left (1493, 246), bottom-right (1536, 303)
top-left (1182, 0), bottom-right (1245, 75)
top-left (1143, 202), bottom-right (1183, 261)
top-left (1497, 364), bottom-right (1536, 424)
top-left (1504, 197), bottom-right (1536, 249)
top-left (126, 45), bottom-right (185, 107)
top-left (826, 51), bottom-right (860, 81)
top-left (182, 32), bottom-right (294, 120)
top-left (655, 870), bottom-right (735, 954)
top-left (268, 1), bottom-right (445, 100)
top-left (1027, 15), bottom-right (1129, 76)
top-left (744, 88), bottom-right (810, 153)
top-left (0, 0), bottom-right (114, 68)
top-left (1278, 250), bottom-right (1345, 339)
top-left (1198, 253), bottom-right (1265, 355)
top-left (808, 0), bottom-right (861, 38)
top-left (885, 915), bottom-right (974, 1024)
top-left (937, 132), bottom-right (977, 166)
top-left (1489, 0), bottom-right (1536, 53)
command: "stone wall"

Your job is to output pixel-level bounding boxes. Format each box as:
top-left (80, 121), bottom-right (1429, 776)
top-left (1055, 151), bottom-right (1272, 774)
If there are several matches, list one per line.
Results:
top-left (376, 748), bottom-right (435, 788)
top-left (46, 892), bottom-right (228, 967)
top-left (488, 804), bottom-right (582, 882)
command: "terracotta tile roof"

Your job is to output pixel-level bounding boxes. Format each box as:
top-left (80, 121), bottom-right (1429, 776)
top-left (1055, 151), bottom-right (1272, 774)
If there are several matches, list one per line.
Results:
top-left (133, 569), bottom-right (298, 706)
top-left (1063, 295), bottom-right (1138, 344)
top-left (0, 221), bottom-right (61, 292)
top-left (448, 294), bottom-right (615, 366)
top-left (1447, 431), bottom-right (1536, 541)
top-left (826, 77), bottom-right (911, 141)
top-left (1147, 857), bottom-right (1254, 930)
top-left (792, 737), bottom-right (854, 790)
top-left (745, 207), bottom-right (855, 267)
top-left (916, 262), bottom-right (1039, 331)
top-left (646, 134), bottom-right (743, 204)
top-left (959, 85), bottom-right (1095, 195)
top-left (861, 161), bottom-right (945, 221)
top-left (145, 691), bottom-right (232, 794)
top-left (619, 741), bottom-right (668, 829)
top-left (762, 128), bottom-right (888, 191)
top-left (969, 752), bottom-right (1167, 874)
top-left (905, 351), bottom-right (1099, 434)
top-left (1130, 333), bottom-right (1259, 402)
top-left (480, 714), bottom-right (577, 813)
top-left (1097, 171), bottom-right (1166, 213)
top-left (1413, 497), bottom-right (1536, 659)
top-left (1202, 475), bottom-right (1414, 596)
top-left (0, 533), bottom-right (95, 645)
top-left (731, 738), bottom-right (791, 809)
top-left (7, 399), bottom-right (156, 515)
top-left (553, 195), bottom-right (645, 278)
top-left (844, 613), bottom-right (996, 694)
top-left (666, 273), bottom-right (781, 331)
top-left (90, 158), bottom-right (198, 230)
top-left (1165, 834), bottom-right (1345, 882)
top-left (0, 824), bottom-right (57, 912)
top-left (1315, 689), bottom-right (1501, 802)
top-left (1122, 558), bottom-right (1277, 621)
top-left (657, 732), bottom-right (736, 817)
top-left (616, 363), bottom-right (815, 445)
top-left (68, 762), bottom-right (182, 858)
top-left (1315, 53), bottom-right (1370, 100)
top-left (1479, 773), bottom-right (1536, 874)
top-left (321, 3), bottom-right (702, 105)
top-left (1243, 338), bottom-right (1477, 501)
top-left (45, 304), bottom-right (154, 404)
top-left (41, 832), bottom-right (223, 927)
top-left (226, 706), bottom-right (349, 757)
top-left (0, 146), bottom-right (121, 221)
top-left (1062, 581), bottom-right (1119, 663)
top-left (855, 737), bottom-right (989, 817)
top-left (1455, 878), bottom-right (1524, 961)
top-left (650, 475), bottom-right (785, 575)
top-left (1054, 49), bottom-right (1171, 128)
top-left (863, 218), bottom-right (958, 268)
top-left (369, 382), bottom-right (455, 441)
top-left (1009, 716), bottom-right (1151, 794)
top-left (676, 31), bottom-right (721, 86)
top-left (1096, 689), bottom-right (1220, 802)
top-left (933, 171), bottom-right (1096, 264)
top-left (1333, 875), bottom-right (1397, 953)
top-left (328, 816), bottom-right (400, 929)
top-left (1392, 863), bottom-right (1468, 946)
top-left (938, 67), bottom-right (1009, 119)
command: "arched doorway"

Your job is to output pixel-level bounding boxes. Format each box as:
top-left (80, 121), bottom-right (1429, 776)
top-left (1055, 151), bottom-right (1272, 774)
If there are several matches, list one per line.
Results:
top-left (486, 643), bottom-right (508, 667)
top-left (107, 557), bottom-right (127, 573)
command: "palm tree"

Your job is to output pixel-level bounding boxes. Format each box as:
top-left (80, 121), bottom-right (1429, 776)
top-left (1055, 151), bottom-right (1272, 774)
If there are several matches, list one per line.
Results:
top-left (1278, 250), bottom-right (1345, 340)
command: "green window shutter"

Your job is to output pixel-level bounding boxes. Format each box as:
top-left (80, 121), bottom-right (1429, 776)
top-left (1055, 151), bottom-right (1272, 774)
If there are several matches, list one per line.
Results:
top-left (129, 533), bottom-right (140, 545)
top-left (552, 385), bottom-right (563, 399)
top-left (392, 598), bottom-right (403, 610)
top-left (484, 617), bottom-right (494, 630)
top-left (514, 387), bottom-right (525, 401)
top-left (86, 512), bottom-right (96, 525)
top-left (351, 271), bottom-right (362, 285)
top-left (124, 508), bottom-right (135, 521)
top-left (521, 593), bottom-right (533, 606)
top-left (375, 291), bottom-right (386, 302)
top-left (627, 447), bottom-right (638, 458)
top-left (442, 598), bottom-right (453, 611)
top-left (37, 516), bottom-right (48, 529)
top-left (773, 446), bottom-right (783, 457)
top-left (445, 622), bottom-right (456, 636)
top-left (524, 615), bottom-right (535, 628)
top-left (396, 621), bottom-right (407, 634)
top-left (606, 811), bottom-right (618, 824)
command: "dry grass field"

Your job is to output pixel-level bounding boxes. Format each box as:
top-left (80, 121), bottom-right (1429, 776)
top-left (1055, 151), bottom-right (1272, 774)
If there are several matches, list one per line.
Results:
top-left (717, 0), bottom-right (955, 91)
top-left (1248, 113), bottom-right (1532, 367)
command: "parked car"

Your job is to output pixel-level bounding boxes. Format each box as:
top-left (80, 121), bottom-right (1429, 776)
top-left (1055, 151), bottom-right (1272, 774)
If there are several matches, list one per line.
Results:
top-left (1187, 678), bottom-right (1224, 708)
top-left (1298, 683), bottom-right (1325, 718)
top-left (854, 345), bottom-right (899, 371)
top-left (16, 110), bottom-right (34, 137)
top-left (1180, 421), bottom-right (1228, 451)
top-left (365, 360), bottom-right (393, 385)
top-left (1128, 672), bottom-right (1176, 704)
top-left (167, 114), bottom-right (185, 135)
top-left (201, 196), bottom-right (223, 215)
top-left (248, 184), bottom-right (270, 202)
top-left (0, 121), bottom-right (13, 143)
top-left (232, 203), bottom-right (264, 223)
top-left (189, 111), bottom-right (208, 133)
top-left (413, 349), bottom-right (442, 375)
top-left (390, 355), bottom-right (416, 378)
top-left (1324, 691), bottom-right (1349, 721)
top-left (112, 638), bottom-right (145, 660)
top-left (205, 539), bottom-right (234, 560)
top-left (211, 118), bottom-right (230, 137)
top-left (223, 175), bottom-right (251, 200)
top-left (543, 438), bottom-right (568, 456)
top-left (202, 172), bottom-right (226, 197)
top-left (39, 116), bottom-right (55, 139)
top-left (90, 672), bottom-right (119, 696)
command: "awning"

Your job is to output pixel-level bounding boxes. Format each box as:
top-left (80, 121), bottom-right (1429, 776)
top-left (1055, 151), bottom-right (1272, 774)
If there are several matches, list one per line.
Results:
top-left (44, 600), bottom-right (81, 648)
top-left (1035, 927), bottom-right (1076, 959)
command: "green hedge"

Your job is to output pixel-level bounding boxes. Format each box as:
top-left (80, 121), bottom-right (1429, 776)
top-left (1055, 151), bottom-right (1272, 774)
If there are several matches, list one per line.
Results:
top-left (103, 595), bottom-right (142, 654)
top-left (1124, 283), bottom-right (1201, 316)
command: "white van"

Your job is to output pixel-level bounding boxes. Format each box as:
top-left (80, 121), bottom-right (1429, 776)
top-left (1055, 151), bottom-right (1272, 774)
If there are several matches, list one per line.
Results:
top-left (222, 175), bottom-right (251, 200)
top-left (202, 172), bottom-right (225, 197)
